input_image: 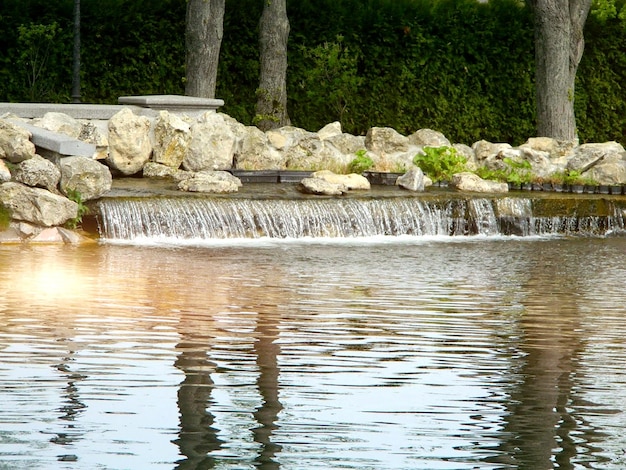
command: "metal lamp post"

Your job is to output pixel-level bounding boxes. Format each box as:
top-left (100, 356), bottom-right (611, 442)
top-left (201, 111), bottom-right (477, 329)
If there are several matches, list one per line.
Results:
top-left (71, 0), bottom-right (81, 103)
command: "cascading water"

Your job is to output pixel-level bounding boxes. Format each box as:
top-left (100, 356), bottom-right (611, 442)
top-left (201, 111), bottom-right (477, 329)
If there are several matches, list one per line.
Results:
top-left (96, 195), bottom-right (626, 242)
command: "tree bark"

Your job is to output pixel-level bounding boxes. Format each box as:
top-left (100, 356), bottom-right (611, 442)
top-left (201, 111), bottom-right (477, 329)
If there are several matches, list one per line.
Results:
top-left (255, 0), bottom-right (291, 131)
top-left (529, 0), bottom-right (591, 141)
top-left (185, 0), bottom-right (225, 99)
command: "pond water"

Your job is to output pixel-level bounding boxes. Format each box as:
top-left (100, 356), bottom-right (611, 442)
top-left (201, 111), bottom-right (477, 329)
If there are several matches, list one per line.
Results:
top-left (1, 236), bottom-right (626, 469)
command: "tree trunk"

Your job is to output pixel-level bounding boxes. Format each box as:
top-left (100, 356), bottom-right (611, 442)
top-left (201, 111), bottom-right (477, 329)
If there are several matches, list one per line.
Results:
top-left (530, 0), bottom-right (591, 141)
top-left (185, 0), bottom-right (225, 99)
top-left (255, 0), bottom-right (290, 131)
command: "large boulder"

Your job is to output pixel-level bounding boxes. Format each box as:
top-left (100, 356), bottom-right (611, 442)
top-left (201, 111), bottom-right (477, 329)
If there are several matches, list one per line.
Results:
top-left (583, 154), bottom-right (626, 185)
top-left (0, 120), bottom-right (36, 163)
top-left (451, 172), bottom-right (508, 193)
top-left (266, 126), bottom-right (310, 151)
top-left (324, 133), bottom-right (366, 156)
top-left (183, 112), bottom-right (236, 171)
top-left (567, 142), bottom-right (626, 173)
top-left (365, 127), bottom-right (409, 154)
top-left (408, 128), bottom-right (451, 147)
top-left (177, 170), bottom-right (242, 193)
top-left (13, 154), bottom-right (61, 192)
top-left (283, 133), bottom-right (350, 171)
top-left (0, 182), bottom-right (78, 226)
top-left (58, 156), bottom-right (113, 201)
top-left (153, 110), bottom-right (191, 169)
top-left (520, 137), bottom-right (577, 159)
top-left (107, 108), bottom-right (152, 175)
top-left (234, 126), bottom-right (286, 170)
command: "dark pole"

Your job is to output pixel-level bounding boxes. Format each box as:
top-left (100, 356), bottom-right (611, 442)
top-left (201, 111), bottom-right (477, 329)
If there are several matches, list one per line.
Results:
top-left (71, 0), bottom-right (81, 103)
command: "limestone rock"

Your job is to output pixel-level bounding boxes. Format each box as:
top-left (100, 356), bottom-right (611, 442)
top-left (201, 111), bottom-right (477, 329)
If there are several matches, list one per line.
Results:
top-left (34, 112), bottom-right (82, 139)
top-left (143, 162), bottom-right (192, 181)
top-left (0, 159), bottom-right (11, 183)
top-left (567, 142), bottom-right (626, 173)
top-left (30, 227), bottom-right (66, 243)
top-left (178, 170), bottom-right (242, 193)
top-left (153, 110), bottom-right (191, 169)
top-left (266, 126), bottom-right (311, 151)
top-left (0, 120), bottom-right (36, 163)
top-left (496, 146), bottom-right (555, 180)
top-left (408, 129), bottom-right (451, 147)
top-left (234, 126), bottom-right (286, 170)
top-left (311, 170), bottom-right (370, 190)
top-left (396, 166), bottom-right (425, 191)
top-left (0, 182), bottom-right (78, 226)
top-left (324, 133), bottom-right (366, 156)
top-left (13, 154), bottom-right (61, 192)
top-left (284, 135), bottom-right (350, 171)
top-left (107, 108), bottom-right (152, 175)
top-left (372, 149), bottom-right (415, 173)
top-left (451, 172), bottom-right (508, 193)
top-left (56, 227), bottom-right (95, 244)
top-left (183, 112), bottom-right (236, 171)
top-left (298, 177), bottom-right (346, 195)
top-left (520, 137), bottom-right (577, 159)
top-left (318, 121), bottom-right (342, 140)
top-left (583, 154), bottom-right (626, 185)
top-left (78, 122), bottom-right (109, 159)
top-left (58, 156), bottom-right (113, 201)
top-left (472, 140), bottom-right (512, 161)
top-left (365, 127), bottom-right (409, 154)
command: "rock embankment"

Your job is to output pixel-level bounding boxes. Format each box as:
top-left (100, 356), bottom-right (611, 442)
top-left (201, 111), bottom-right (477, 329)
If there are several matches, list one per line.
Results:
top-left (1, 107), bottom-right (625, 241)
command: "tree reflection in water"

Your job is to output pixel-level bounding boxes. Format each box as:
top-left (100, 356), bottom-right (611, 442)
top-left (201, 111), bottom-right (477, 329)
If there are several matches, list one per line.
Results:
top-left (173, 338), bottom-right (222, 470)
top-left (494, 245), bottom-right (610, 469)
top-left (252, 310), bottom-right (283, 469)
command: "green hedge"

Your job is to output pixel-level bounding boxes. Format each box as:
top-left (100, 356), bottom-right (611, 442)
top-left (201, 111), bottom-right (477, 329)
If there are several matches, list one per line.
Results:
top-left (0, 0), bottom-right (625, 146)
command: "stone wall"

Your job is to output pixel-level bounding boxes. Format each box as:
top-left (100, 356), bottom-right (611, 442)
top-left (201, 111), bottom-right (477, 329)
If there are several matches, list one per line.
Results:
top-left (1, 107), bottom-right (625, 241)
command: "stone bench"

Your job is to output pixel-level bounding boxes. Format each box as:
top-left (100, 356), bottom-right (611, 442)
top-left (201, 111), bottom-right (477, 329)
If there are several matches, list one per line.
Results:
top-left (118, 95), bottom-right (224, 116)
top-left (8, 119), bottom-right (96, 158)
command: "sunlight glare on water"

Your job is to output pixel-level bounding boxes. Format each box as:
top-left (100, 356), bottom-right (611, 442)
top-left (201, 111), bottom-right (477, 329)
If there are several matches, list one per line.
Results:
top-left (1, 237), bottom-right (626, 469)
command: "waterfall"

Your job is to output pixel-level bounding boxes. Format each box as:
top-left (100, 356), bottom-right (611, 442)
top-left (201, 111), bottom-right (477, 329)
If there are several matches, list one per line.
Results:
top-left (96, 196), bottom-right (626, 242)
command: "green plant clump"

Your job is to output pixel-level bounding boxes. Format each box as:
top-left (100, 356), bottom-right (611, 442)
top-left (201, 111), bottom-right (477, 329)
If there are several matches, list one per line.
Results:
top-left (550, 169), bottom-right (598, 186)
top-left (413, 146), bottom-right (467, 182)
top-left (347, 149), bottom-right (374, 174)
top-left (476, 157), bottom-right (533, 185)
top-left (64, 189), bottom-right (89, 230)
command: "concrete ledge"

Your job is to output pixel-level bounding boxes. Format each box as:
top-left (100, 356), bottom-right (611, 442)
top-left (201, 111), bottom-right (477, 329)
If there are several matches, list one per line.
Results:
top-left (1, 95), bottom-right (224, 120)
top-left (118, 94), bottom-right (224, 115)
top-left (8, 119), bottom-right (96, 157)
top-left (1, 102), bottom-right (145, 120)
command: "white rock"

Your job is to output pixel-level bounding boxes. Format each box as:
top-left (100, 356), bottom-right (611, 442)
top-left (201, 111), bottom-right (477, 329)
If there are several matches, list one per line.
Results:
top-left (451, 172), bottom-right (508, 193)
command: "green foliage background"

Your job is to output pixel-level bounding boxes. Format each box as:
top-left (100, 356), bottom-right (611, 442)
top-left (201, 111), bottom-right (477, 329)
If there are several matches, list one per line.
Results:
top-left (0, 0), bottom-right (625, 146)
